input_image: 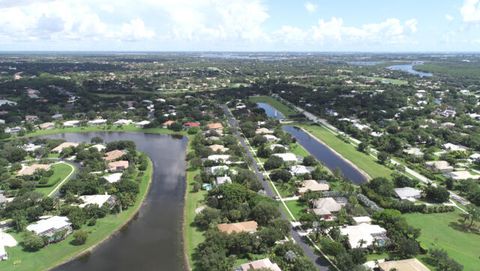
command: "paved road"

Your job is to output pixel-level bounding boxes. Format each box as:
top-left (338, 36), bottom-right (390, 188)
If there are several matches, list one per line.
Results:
top-left (277, 96), bottom-right (471, 208)
top-left (222, 104), bottom-right (331, 271)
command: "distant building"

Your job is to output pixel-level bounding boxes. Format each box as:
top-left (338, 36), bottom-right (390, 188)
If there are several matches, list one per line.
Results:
top-left (311, 197), bottom-right (345, 220)
top-left (78, 194), bottom-right (117, 209)
top-left (215, 176), bottom-right (232, 186)
top-left (17, 163), bottom-right (51, 176)
top-left (104, 150), bottom-right (126, 162)
top-left (63, 120), bottom-right (80, 127)
top-left (87, 119), bottom-right (107, 125)
top-left (297, 180), bottom-right (330, 195)
top-left (273, 153), bottom-right (298, 164)
top-left (103, 173), bottom-right (123, 183)
top-left (207, 154), bottom-right (231, 164)
top-left (425, 160), bottom-right (453, 173)
top-left (209, 144), bottom-right (229, 153)
top-left (108, 161), bottom-right (129, 172)
top-left (39, 122), bottom-right (55, 130)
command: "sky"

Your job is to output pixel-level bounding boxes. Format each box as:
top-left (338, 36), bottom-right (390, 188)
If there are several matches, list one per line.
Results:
top-left (0, 0), bottom-right (479, 52)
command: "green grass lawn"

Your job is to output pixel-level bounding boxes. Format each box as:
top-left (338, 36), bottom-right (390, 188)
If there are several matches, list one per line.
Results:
top-left (403, 211), bottom-right (480, 271)
top-left (35, 163), bottom-right (75, 195)
top-left (23, 125), bottom-right (182, 138)
top-left (283, 200), bottom-right (307, 221)
top-left (0, 157), bottom-right (153, 271)
top-left (290, 143), bottom-right (310, 157)
top-left (184, 168), bottom-right (206, 270)
top-left (249, 95), bottom-right (297, 116)
top-left (296, 124), bottom-right (393, 179)
top-left (363, 76), bottom-right (408, 86)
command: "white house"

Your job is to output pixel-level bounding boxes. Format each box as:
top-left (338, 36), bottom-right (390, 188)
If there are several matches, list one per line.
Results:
top-left (0, 230), bottom-right (17, 261)
top-left (215, 176), bottom-right (232, 186)
top-left (425, 160), bottom-right (454, 173)
top-left (103, 173), bottom-right (123, 183)
top-left (340, 223), bottom-right (388, 248)
top-left (394, 187), bottom-right (422, 200)
top-left (87, 119), bottom-right (107, 125)
top-left (78, 194), bottom-right (116, 208)
top-left (207, 155), bottom-right (231, 164)
top-left (114, 119), bottom-right (133, 126)
top-left (63, 120), bottom-right (80, 127)
top-left (290, 165), bottom-right (311, 176)
top-left (135, 120), bottom-right (151, 128)
top-left (210, 165), bottom-right (229, 176)
top-left (263, 135), bottom-right (279, 142)
top-left (443, 143), bottom-right (468, 152)
top-left (26, 216), bottom-right (72, 243)
top-left (273, 153), bottom-right (298, 164)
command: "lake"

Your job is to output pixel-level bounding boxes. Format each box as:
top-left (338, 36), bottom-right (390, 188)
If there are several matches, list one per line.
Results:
top-left (283, 126), bottom-right (367, 185)
top-left (44, 132), bottom-right (188, 271)
top-left (257, 102), bottom-right (285, 120)
top-left (387, 63), bottom-right (432, 77)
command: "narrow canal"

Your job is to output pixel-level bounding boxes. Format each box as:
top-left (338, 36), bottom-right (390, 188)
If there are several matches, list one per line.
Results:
top-left (43, 132), bottom-right (187, 271)
top-left (257, 101), bottom-right (367, 185)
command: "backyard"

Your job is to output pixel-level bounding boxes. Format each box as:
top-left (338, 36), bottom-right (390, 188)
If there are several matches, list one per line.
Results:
top-left (403, 210), bottom-right (480, 271)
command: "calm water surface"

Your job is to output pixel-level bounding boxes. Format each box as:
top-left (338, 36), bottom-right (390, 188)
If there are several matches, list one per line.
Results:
top-left (257, 102), bottom-right (285, 120)
top-left (283, 126), bottom-right (367, 185)
top-left (387, 63), bottom-right (432, 77)
top-left (44, 132), bottom-right (187, 271)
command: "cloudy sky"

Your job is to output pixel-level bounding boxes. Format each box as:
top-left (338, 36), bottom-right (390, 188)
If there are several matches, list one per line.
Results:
top-left (0, 0), bottom-right (479, 51)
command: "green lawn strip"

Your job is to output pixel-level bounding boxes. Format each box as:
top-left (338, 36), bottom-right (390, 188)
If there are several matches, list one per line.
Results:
top-left (290, 143), bottom-right (310, 157)
top-left (366, 252), bottom-right (388, 261)
top-left (233, 253), bottom-right (269, 266)
top-left (249, 96), bottom-right (297, 116)
top-left (283, 200), bottom-right (307, 221)
top-left (296, 124), bottom-right (393, 179)
top-left (0, 155), bottom-right (153, 271)
top-left (35, 163), bottom-right (75, 195)
top-left (22, 125), bottom-right (183, 138)
top-left (184, 168), bottom-right (206, 269)
top-left (403, 211), bottom-right (480, 271)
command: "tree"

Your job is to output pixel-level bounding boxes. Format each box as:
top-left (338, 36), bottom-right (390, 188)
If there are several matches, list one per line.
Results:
top-left (194, 207), bottom-right (221, 230)
top-left (73, 230), bottom-right (88, 245)
top-left (302, 155), bottom-right (318, 166)
top-left (366, 177), bottom-right (394, 197)
top-left (357, 142), bottom-right (368, 153)
top-left (91, 136), bottom-right (104, 144)
top-left (252, 135), bottom-right (267, 147)
top-left (251, 201), bottom-right (280, 225)
top-left (396, 237), bottom-right (420, 258)
top-left (377, 151), bottom-right (390, 165)
top-left (423, 185), bottom-right (450, 203)
top-left (264, 155), bottom-right (284, 170)
top-left (269, 169), bottom-right (292, 183)
top-left (23, 233), bottom-right (45, 251)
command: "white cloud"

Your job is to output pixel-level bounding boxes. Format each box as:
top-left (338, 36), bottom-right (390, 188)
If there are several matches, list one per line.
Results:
top-left (460, 0), bottom-right (480, 23)
top-left (309, 17), bottom-right (417, 44)
top-left (445, 14), bottom-right (454, 21)
top-left (304, 2), bottom-right (317, 13)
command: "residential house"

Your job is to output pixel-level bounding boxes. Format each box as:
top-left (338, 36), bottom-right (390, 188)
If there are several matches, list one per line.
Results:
top-left (217, 221), bottom-right (258, 234)
top-left (207, 122), bottom-right (223, 133)
top-left (103, 173), bottom-right (123, 183)
top-left (162, 120), bottom-right (175, 128)
top-left (255, 128), bottom-right (274, 135)
top-left (378, 258), bottom-right (430, 271)
top-left (25, 115), bottom-right (39, 122)
top-left (183, 122), bottom-right (200, 128)
top-left (108, 161), bottom-right (129, 172)
top-left (22, 143), bottom-right (41, 152)
top-left (339, 223), bottom-right (388, 248)
top-left (17, 164), bottom-right (51, 176)
top-left (39, 122), bottom-right (55, 130)
top-left (209, 144), bottom-right (229, 153)
top-left (298, 180), bottom-right (330, 195)
top-left (0, 231), bottom-right (17, 261)
top-left (51, 113), bottom-right (63, 120)
top-left (290, 165), bottom-right (312, 176)
top-left (311, 197), bottom-right (345, 220)
top-left (104, 150), bottom-right (126, 162)
top-left (403, 147), bottom-right (424, 157)
top-left (207, 154), bottom-right (231, 164)
top-left (273, 153), bottom-right (299, 165)
top-left (88, 119), bottom-right (107, 125)
top-left (269, 144), bottom-right (287, 151)
top-left (90, 144), bottom-right (106, 152)
top-left (445, 170), bottom-right (480, 180)
top-left (352, 216), bottom-right (372, 225)
top-left (78, 194), bottom-right (117, 209)
top-left (238, 258), bottom-right (282, 271)
top-left (52, 142), bottom-right (79, 153)
top-left (215, 176), bottom-right (232, 186)
top-left (394, 187), bottom-right (422, 200)
top-left (425, 161), bottom-right (454, 173)
top-left (135, 120), bottom-right (151, 128)
top-left (63, 120), bottom-right (80, 127)
top-left (26, 216), bottom-right (73, 243)
top-left (114, 119), bottom-right (132, 126)
top-left (263, 134), bottom-right (279, 142)
top-left (210, 165), bottom-right (229, 176)
top-left (443, 143), bottom-right (468, 152)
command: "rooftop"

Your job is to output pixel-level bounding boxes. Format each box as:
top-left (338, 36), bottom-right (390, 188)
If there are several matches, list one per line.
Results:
top-left (217, 221), bottom-right (258, 234)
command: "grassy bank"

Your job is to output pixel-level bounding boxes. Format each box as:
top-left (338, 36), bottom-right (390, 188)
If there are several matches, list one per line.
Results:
top-left (296, 124), bottom-right (393, 179)
top-left (403, 211), bottom-right (480, 271)
top-left (249, 96), bottom-right (297, 116)
top-left (0, 156), bottom-right (154, 271)
top-left (22, 124), bottom-right (182, 138)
